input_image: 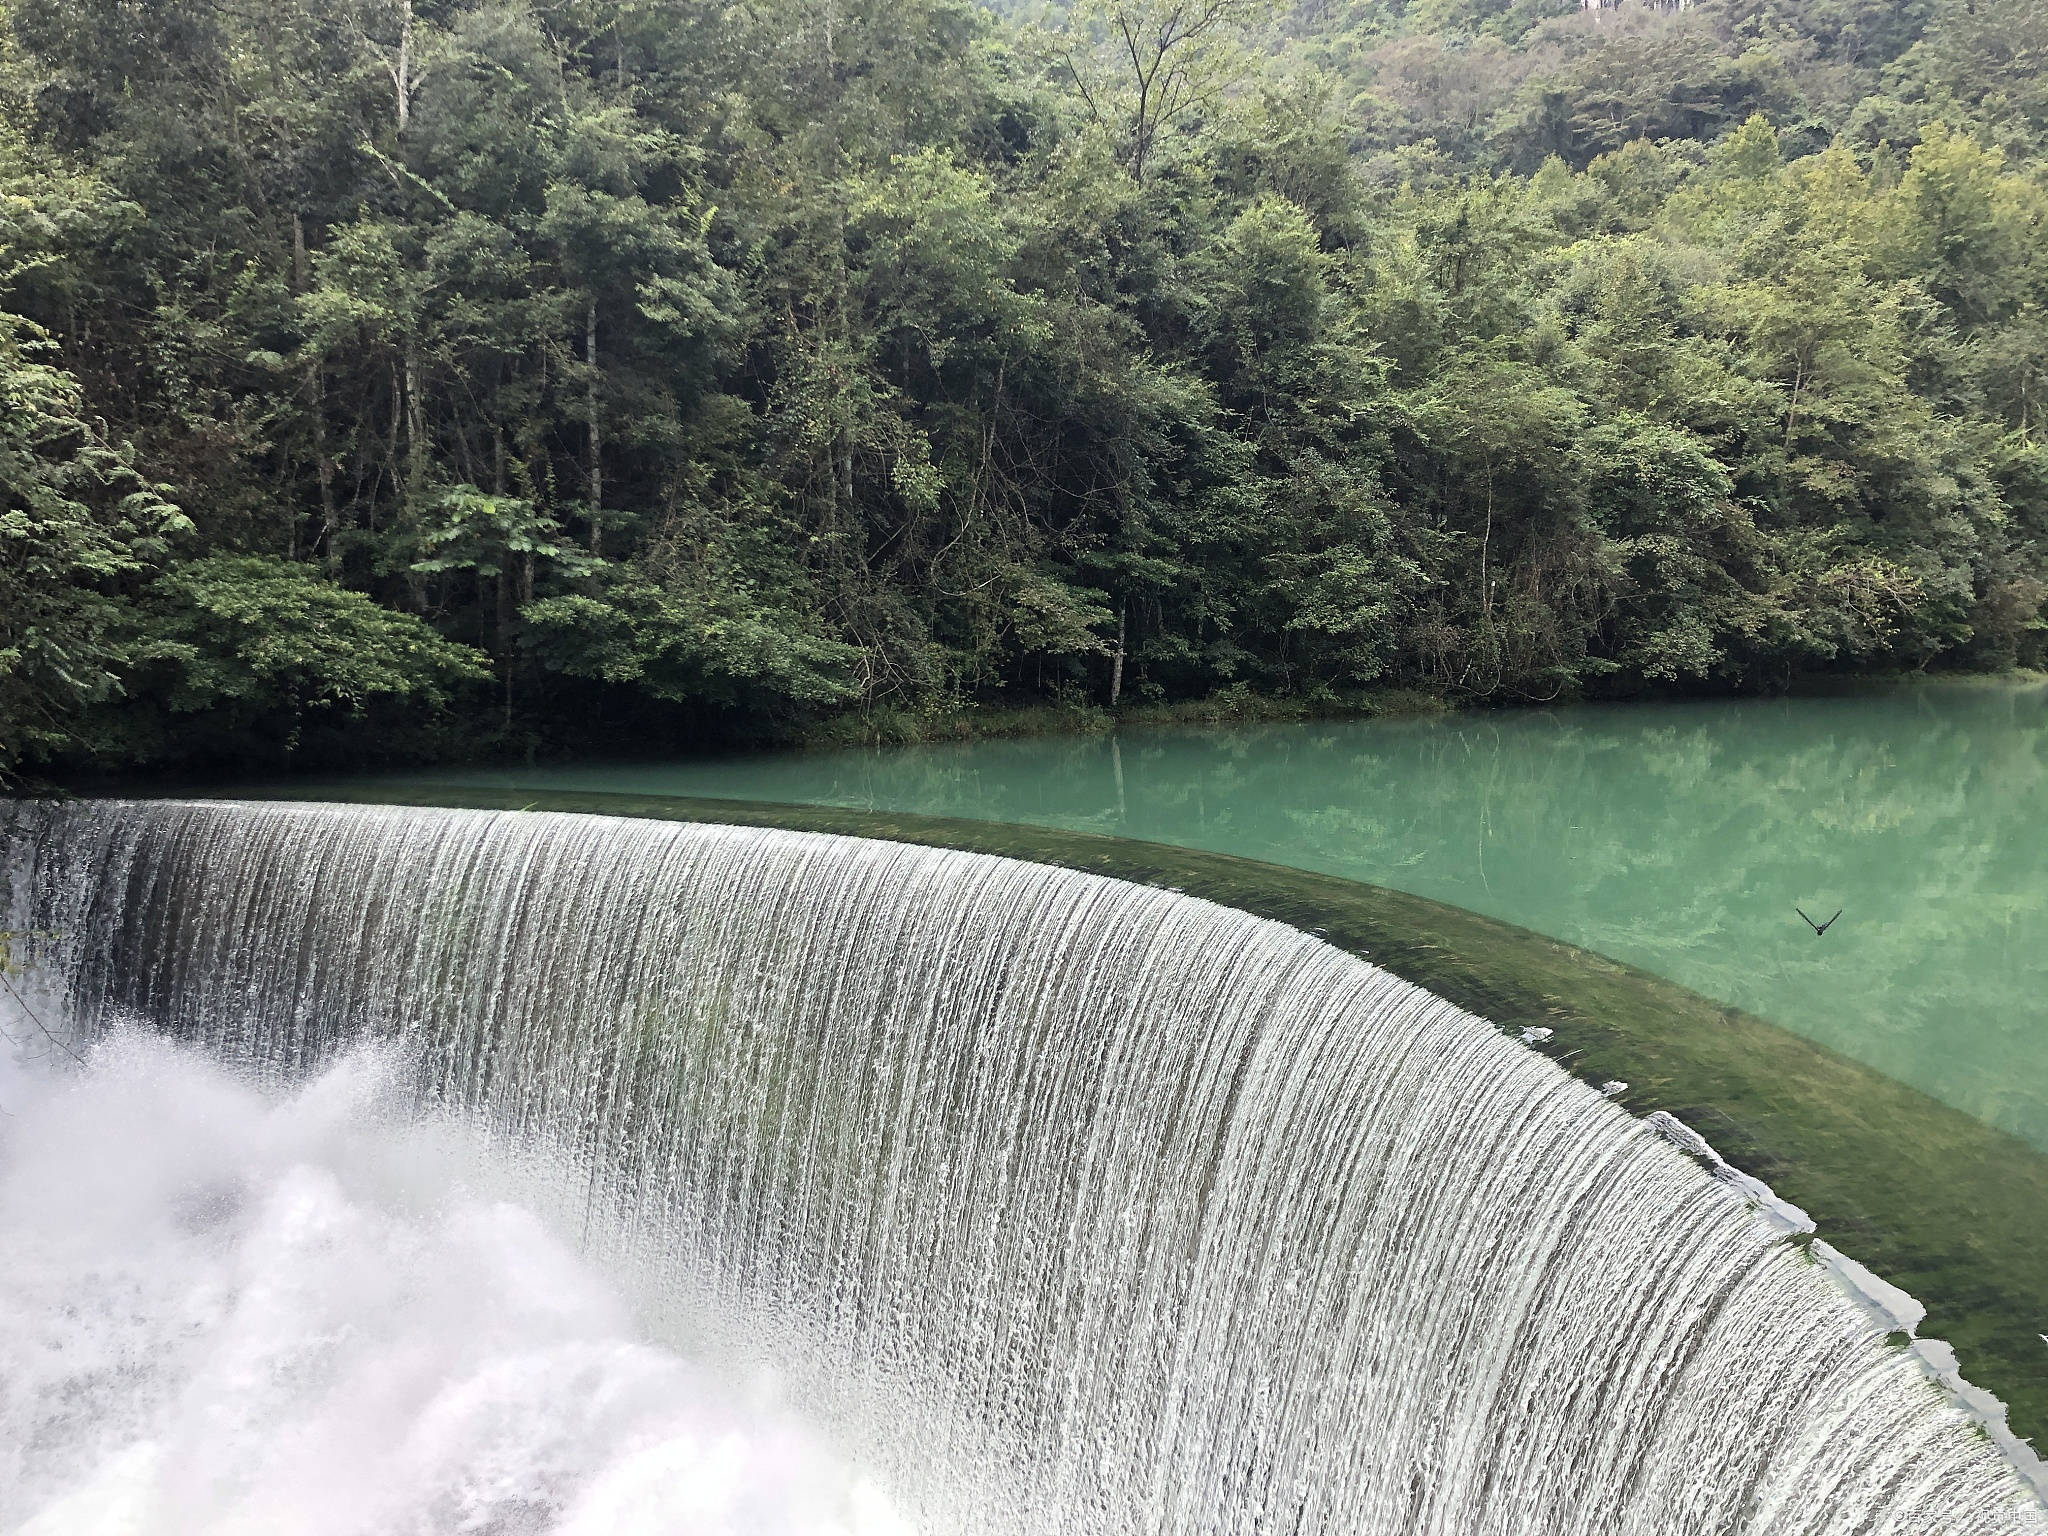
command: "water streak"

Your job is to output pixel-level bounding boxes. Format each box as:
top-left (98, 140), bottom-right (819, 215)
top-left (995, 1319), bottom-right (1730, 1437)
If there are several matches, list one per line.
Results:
top-left (2, 799), bottom-right (2040, 1534)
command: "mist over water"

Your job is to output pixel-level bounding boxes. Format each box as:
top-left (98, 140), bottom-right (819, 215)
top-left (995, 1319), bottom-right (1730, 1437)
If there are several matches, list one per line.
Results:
top-left (3, 799), bottom-right (2043, 1534)
top-left (0, 1034), bottom-right (910, 1536)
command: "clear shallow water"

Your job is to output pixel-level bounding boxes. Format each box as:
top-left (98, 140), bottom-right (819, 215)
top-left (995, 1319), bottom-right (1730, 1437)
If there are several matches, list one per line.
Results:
top-left (375, 680), bottom-right (2048, 1151)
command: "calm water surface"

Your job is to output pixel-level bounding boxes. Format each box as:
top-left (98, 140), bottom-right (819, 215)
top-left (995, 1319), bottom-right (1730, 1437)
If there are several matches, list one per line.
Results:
top-left (372, 681), bottom-right (2048, 1151)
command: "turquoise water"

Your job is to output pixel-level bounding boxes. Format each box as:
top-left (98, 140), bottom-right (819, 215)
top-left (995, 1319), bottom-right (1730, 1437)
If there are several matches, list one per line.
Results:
top-left (367, 681), bottom-right (2048, 1151)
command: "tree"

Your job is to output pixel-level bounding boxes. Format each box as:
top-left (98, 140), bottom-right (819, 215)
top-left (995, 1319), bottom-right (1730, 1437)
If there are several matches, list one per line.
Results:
top-left (1058, 0), bottom-right (1274, 180)
top-left (0, 312), bottom-right (187, 775)
top-left (4, 0), bottom-right (2048, 770)
top-left (130, 555), bottom-right (490, 761)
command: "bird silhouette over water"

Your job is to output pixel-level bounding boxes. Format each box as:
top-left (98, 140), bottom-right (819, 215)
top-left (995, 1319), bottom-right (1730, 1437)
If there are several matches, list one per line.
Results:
top-left (1796, 907), bottom-right (1843, 937)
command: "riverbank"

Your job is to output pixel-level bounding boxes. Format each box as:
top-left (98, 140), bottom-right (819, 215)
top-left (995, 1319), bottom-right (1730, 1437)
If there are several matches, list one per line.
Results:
top-left (787, 685), bottom-right (1451, 750)
top-left (784, 669), bottom-right (2046, 753)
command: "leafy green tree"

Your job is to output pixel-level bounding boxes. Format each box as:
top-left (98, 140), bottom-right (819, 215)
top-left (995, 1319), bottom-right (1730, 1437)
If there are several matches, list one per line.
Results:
top-left (1057, 0), bottom-right (1274, 180)
top-left (0, 313), bottom-right (186, 775)
top-left (3, 0), bottom-right (2048, 772)
top-left (128, 554), bottom-right (490, 762)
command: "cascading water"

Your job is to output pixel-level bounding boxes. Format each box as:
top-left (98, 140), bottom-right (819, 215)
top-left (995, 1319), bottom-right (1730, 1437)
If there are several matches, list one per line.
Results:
top-left (0, 1035), bottom-right (915, 1535)
top-left (1, 798), bottom-right (2040, 1535)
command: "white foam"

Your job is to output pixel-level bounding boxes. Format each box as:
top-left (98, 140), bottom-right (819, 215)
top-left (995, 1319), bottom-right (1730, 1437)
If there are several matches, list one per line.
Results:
top-left (0, 1034), bottom-right (912, 1536)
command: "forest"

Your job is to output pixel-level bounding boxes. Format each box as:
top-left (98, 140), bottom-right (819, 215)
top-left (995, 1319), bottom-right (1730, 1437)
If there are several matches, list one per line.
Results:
top-left (2, 0), bottom-right (2045, 775)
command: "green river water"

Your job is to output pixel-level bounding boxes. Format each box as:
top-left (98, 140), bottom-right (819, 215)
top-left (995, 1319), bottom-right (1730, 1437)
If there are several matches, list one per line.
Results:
top-left (370, 678), bottom-right (2048, 1153)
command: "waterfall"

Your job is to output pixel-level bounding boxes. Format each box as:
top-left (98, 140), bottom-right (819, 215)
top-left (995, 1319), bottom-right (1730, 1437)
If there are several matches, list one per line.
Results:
top-left (2, 798), bottom-right (2040, 1535)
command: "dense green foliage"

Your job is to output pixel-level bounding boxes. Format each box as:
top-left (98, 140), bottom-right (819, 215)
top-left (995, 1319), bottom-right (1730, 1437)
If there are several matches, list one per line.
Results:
top-left (1, 0), bottom-right (2044, 774)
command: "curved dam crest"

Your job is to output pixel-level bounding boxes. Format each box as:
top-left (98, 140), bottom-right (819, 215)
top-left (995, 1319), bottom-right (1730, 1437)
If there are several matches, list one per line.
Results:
top-left (2, 798), bottom-right (2041, 1534)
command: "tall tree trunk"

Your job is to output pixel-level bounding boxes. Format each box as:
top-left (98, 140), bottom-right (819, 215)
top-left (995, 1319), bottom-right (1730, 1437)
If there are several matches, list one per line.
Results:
top-left (403, 344), bottom-right (427, 606)
top-left (586, 298), bottom-right (602, 555)
top-left (404, 346), bottom-right (426, 500)
top-left (496, 566), bottom-right (517, 734)
top-left (496, 565), bottom-right (516, 657)
top-left (393, 0), bottom-right (413, 134)
top-left (381, 360), bottom-right (403, 536)
top-left (1479, 462), bottom-right (1495, 626)
top-left (1110, 596), bottom-right (1127, 707)
top-left (311, 365), bottom-right (336, 566)
top-left (293, 214), bottom-right (338, 565)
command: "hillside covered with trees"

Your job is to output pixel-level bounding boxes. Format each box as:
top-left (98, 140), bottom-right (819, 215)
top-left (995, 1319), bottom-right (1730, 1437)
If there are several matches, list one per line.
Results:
top-left (3, 0), bottom-right (2045, 775)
